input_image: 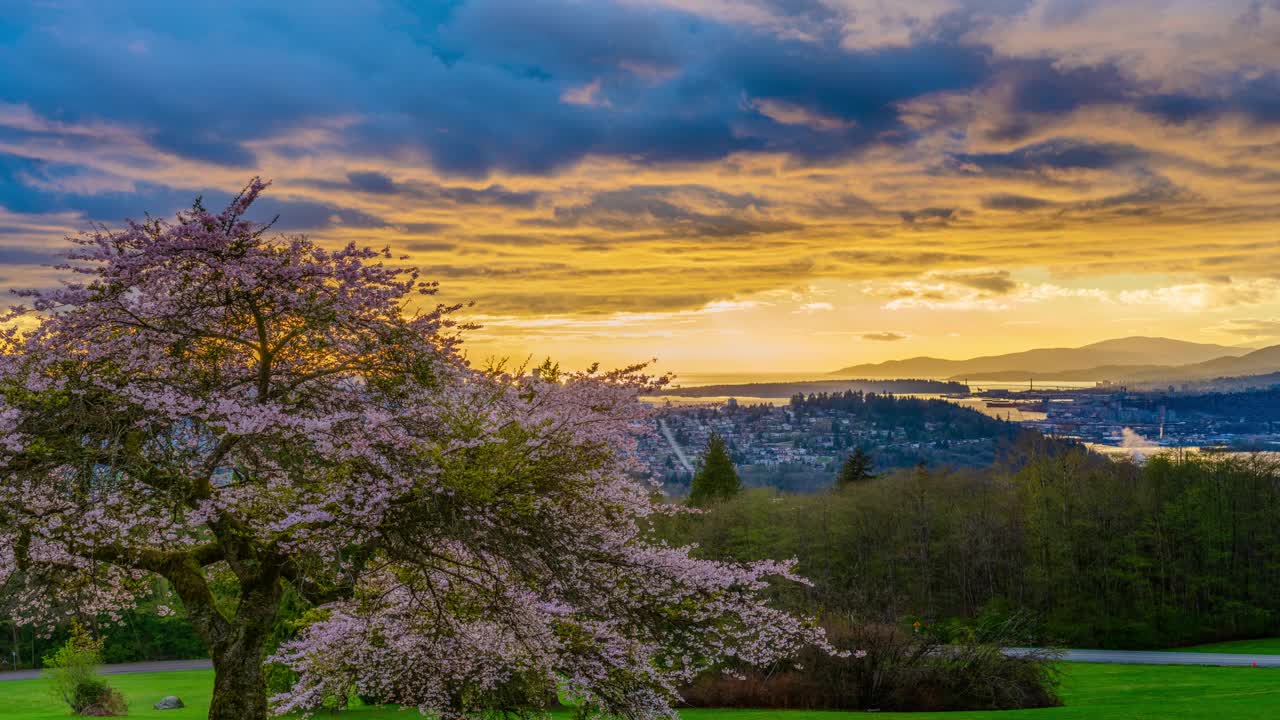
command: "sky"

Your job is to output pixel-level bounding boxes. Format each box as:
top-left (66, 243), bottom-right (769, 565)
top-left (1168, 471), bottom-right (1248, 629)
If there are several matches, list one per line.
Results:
top-left (1, 0), bottom-right (1279, 375)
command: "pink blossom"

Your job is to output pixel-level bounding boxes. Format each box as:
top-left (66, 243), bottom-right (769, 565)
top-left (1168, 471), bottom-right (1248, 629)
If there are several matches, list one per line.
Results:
top-left (0, 180), bottom-right (828, 719)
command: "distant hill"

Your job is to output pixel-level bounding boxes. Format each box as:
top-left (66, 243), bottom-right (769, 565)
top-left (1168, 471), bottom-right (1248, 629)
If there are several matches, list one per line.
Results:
top-left (957, 365), bottom-right (1168, 382)
top-left (831, 337), bottom-right (1248, 380)
top-left (1122, 344), bottom-right (1280, 382)
top-left (954, 344), bottom-right (1280, 384)
top-left (1158, 370), bottom-right (1280, 392)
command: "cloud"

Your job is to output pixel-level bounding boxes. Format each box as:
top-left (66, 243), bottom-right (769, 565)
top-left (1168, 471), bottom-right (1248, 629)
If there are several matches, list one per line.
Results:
top-left (0, 0), bottom-right (1000, 177)
top-left (932, 269), bottom-right (1018, 294)
top-left (978, 0), bottom-right (1280, 93)
top-left (0, 246), bottom-right (59, 265)
top-left (561, 78), bottom-right (609, 107)
top-left (749, 97), bottom-right (855, 131)
top-left (947, 139), bottom-right (1148, 175)
top-left (998, 57), bottom-right (1134, 118)
top-left (2, 0), bottom-right (1280, 356)
top-left (1064, 171), bottom-right (1198, 213)
top-left (861, 331), bottom-right (907, 341)
top-left (898, 207), bottom-right (956, 225)
top-left (982, 193), bottom-right (1054, 211)
top-left (867, 272), bottom-right (1111, 311)
top-left (465, 296), bottom-right (769, 341)
top-left (294, 172), bottom-right (542, 209)
top-left (1117, 279), bottom-right (1280, 311)
top-left (830, 250), bottom-right (988, 267)
top-left (542, 185), bottom-right (799, 236)
top-left (0, 0), bottom-right (1275, 184)
top-left (871, 280), bottom-right (1013, 311)
top-left (1211, 318), bottom-right (1280, 338)
top-left (794, 301), bottom-right (834, 313)
top-left (346, 171), bottom-right (398, 194)
top-left (0, 158), bottom-right (386, 228)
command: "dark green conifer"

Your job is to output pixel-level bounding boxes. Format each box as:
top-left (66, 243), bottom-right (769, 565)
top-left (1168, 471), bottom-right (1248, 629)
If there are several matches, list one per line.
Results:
top-left (687, 433), bottom-right (741, 507)
top-left (836, 447), bottom-right (876, 487)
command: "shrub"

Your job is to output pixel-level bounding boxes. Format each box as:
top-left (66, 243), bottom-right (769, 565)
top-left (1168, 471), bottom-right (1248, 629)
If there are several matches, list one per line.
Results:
top-left (43, 621), bottom-right (127, 717)
top-left (680, 616), bottom-right (1061, 712)
top-left (73, 681), bottom-right (128, 717)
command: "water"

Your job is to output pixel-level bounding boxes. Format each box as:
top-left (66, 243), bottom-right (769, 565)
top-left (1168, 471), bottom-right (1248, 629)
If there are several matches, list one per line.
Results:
top-left (640, 393), bottom-right (1047, 421)
top-left (962, 380), bottom-right (1098, 392)
top-left (642, 394), bottom-right (790, 407)
top-left (1082, 444), bottom-right (1280, 463)
top-left (668, 372), bottom-right (1099, 394)
top-left (667, 371), bottom-right (837, 387)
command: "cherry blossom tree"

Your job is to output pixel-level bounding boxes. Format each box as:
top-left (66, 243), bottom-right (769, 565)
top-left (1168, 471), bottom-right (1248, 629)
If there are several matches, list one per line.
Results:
top-left (0, 181), bottom-right (826, 720)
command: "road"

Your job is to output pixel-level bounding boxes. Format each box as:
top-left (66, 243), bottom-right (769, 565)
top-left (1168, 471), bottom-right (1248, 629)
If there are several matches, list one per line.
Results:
top-left (657, 417), bottom-right (694, 473)
top-left (2, 649), bottom-right (1277, 682)
top-left (0, 658), bottom-right (211, 681)
top-left (1005, 647), bottom-right (1280, 667)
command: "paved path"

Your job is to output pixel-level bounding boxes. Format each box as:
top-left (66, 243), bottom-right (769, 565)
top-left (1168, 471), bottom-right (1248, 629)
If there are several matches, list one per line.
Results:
top-left (0, 658), bottom-right (211, 681)
top-left (2, 649), bottom-right (1276, 682)
top-left (1006, 647), bottom-right (1280, 667)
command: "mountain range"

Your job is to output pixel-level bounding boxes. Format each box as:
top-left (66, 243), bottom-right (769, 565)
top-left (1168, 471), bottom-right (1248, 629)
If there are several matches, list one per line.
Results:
top-left (831, 336), bottom-right (1280, 384)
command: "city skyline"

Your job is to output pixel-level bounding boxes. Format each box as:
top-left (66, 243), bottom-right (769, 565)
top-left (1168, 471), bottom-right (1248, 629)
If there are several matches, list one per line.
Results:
top-left (2, 1), bottom-right (1279, 372)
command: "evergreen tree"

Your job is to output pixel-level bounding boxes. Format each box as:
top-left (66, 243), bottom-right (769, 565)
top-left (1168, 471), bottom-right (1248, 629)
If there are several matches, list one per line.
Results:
top-left (688, 433), bottom-right (742, 507)
top-left (836, 447), bottom-right (877, 487)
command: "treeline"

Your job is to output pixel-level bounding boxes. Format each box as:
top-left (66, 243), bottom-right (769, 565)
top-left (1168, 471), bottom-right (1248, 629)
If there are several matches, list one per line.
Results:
top-left (1, 583), bottom-right (206, 670)
top-left (661, 439), bottom-right (1280, 649)
top-left (788, 390), bottom-right (1018, 442)
top-left (657, 379), bottom-right (968, 398)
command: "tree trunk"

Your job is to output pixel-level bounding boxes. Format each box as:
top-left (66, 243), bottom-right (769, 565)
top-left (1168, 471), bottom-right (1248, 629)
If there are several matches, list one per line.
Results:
top-left (158, 527), bottom-right (285, 719)
top-left (206, 573), bottom-right (283, 720)
top-left (209, 629), bottom-right (271, 720)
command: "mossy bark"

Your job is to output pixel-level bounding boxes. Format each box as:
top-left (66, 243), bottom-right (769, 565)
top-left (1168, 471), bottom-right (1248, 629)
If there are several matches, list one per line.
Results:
top-left (164, 550), bottom-right (284, 720)
top-left (209, 629), bottom-right (271, 720)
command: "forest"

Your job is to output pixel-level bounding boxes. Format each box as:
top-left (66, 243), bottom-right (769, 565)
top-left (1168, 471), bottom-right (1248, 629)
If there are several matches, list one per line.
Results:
top-left (787, 390), bottom-right (1018, 442)
top-left (662, 439), bottom-right (1280, 650)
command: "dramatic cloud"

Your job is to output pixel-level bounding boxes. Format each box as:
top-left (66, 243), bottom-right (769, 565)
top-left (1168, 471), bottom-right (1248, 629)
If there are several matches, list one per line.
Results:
top-left (1, 0), bottom-right (1279, 370)
top-left (543, 185), bottom-right (798, 236)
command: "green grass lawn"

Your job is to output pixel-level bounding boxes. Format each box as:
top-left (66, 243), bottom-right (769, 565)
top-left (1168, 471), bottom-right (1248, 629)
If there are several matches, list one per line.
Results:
top-left (1, 663), bottom-right (1278, 719)
top-left (0, 670), bottom-right (212, 720)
